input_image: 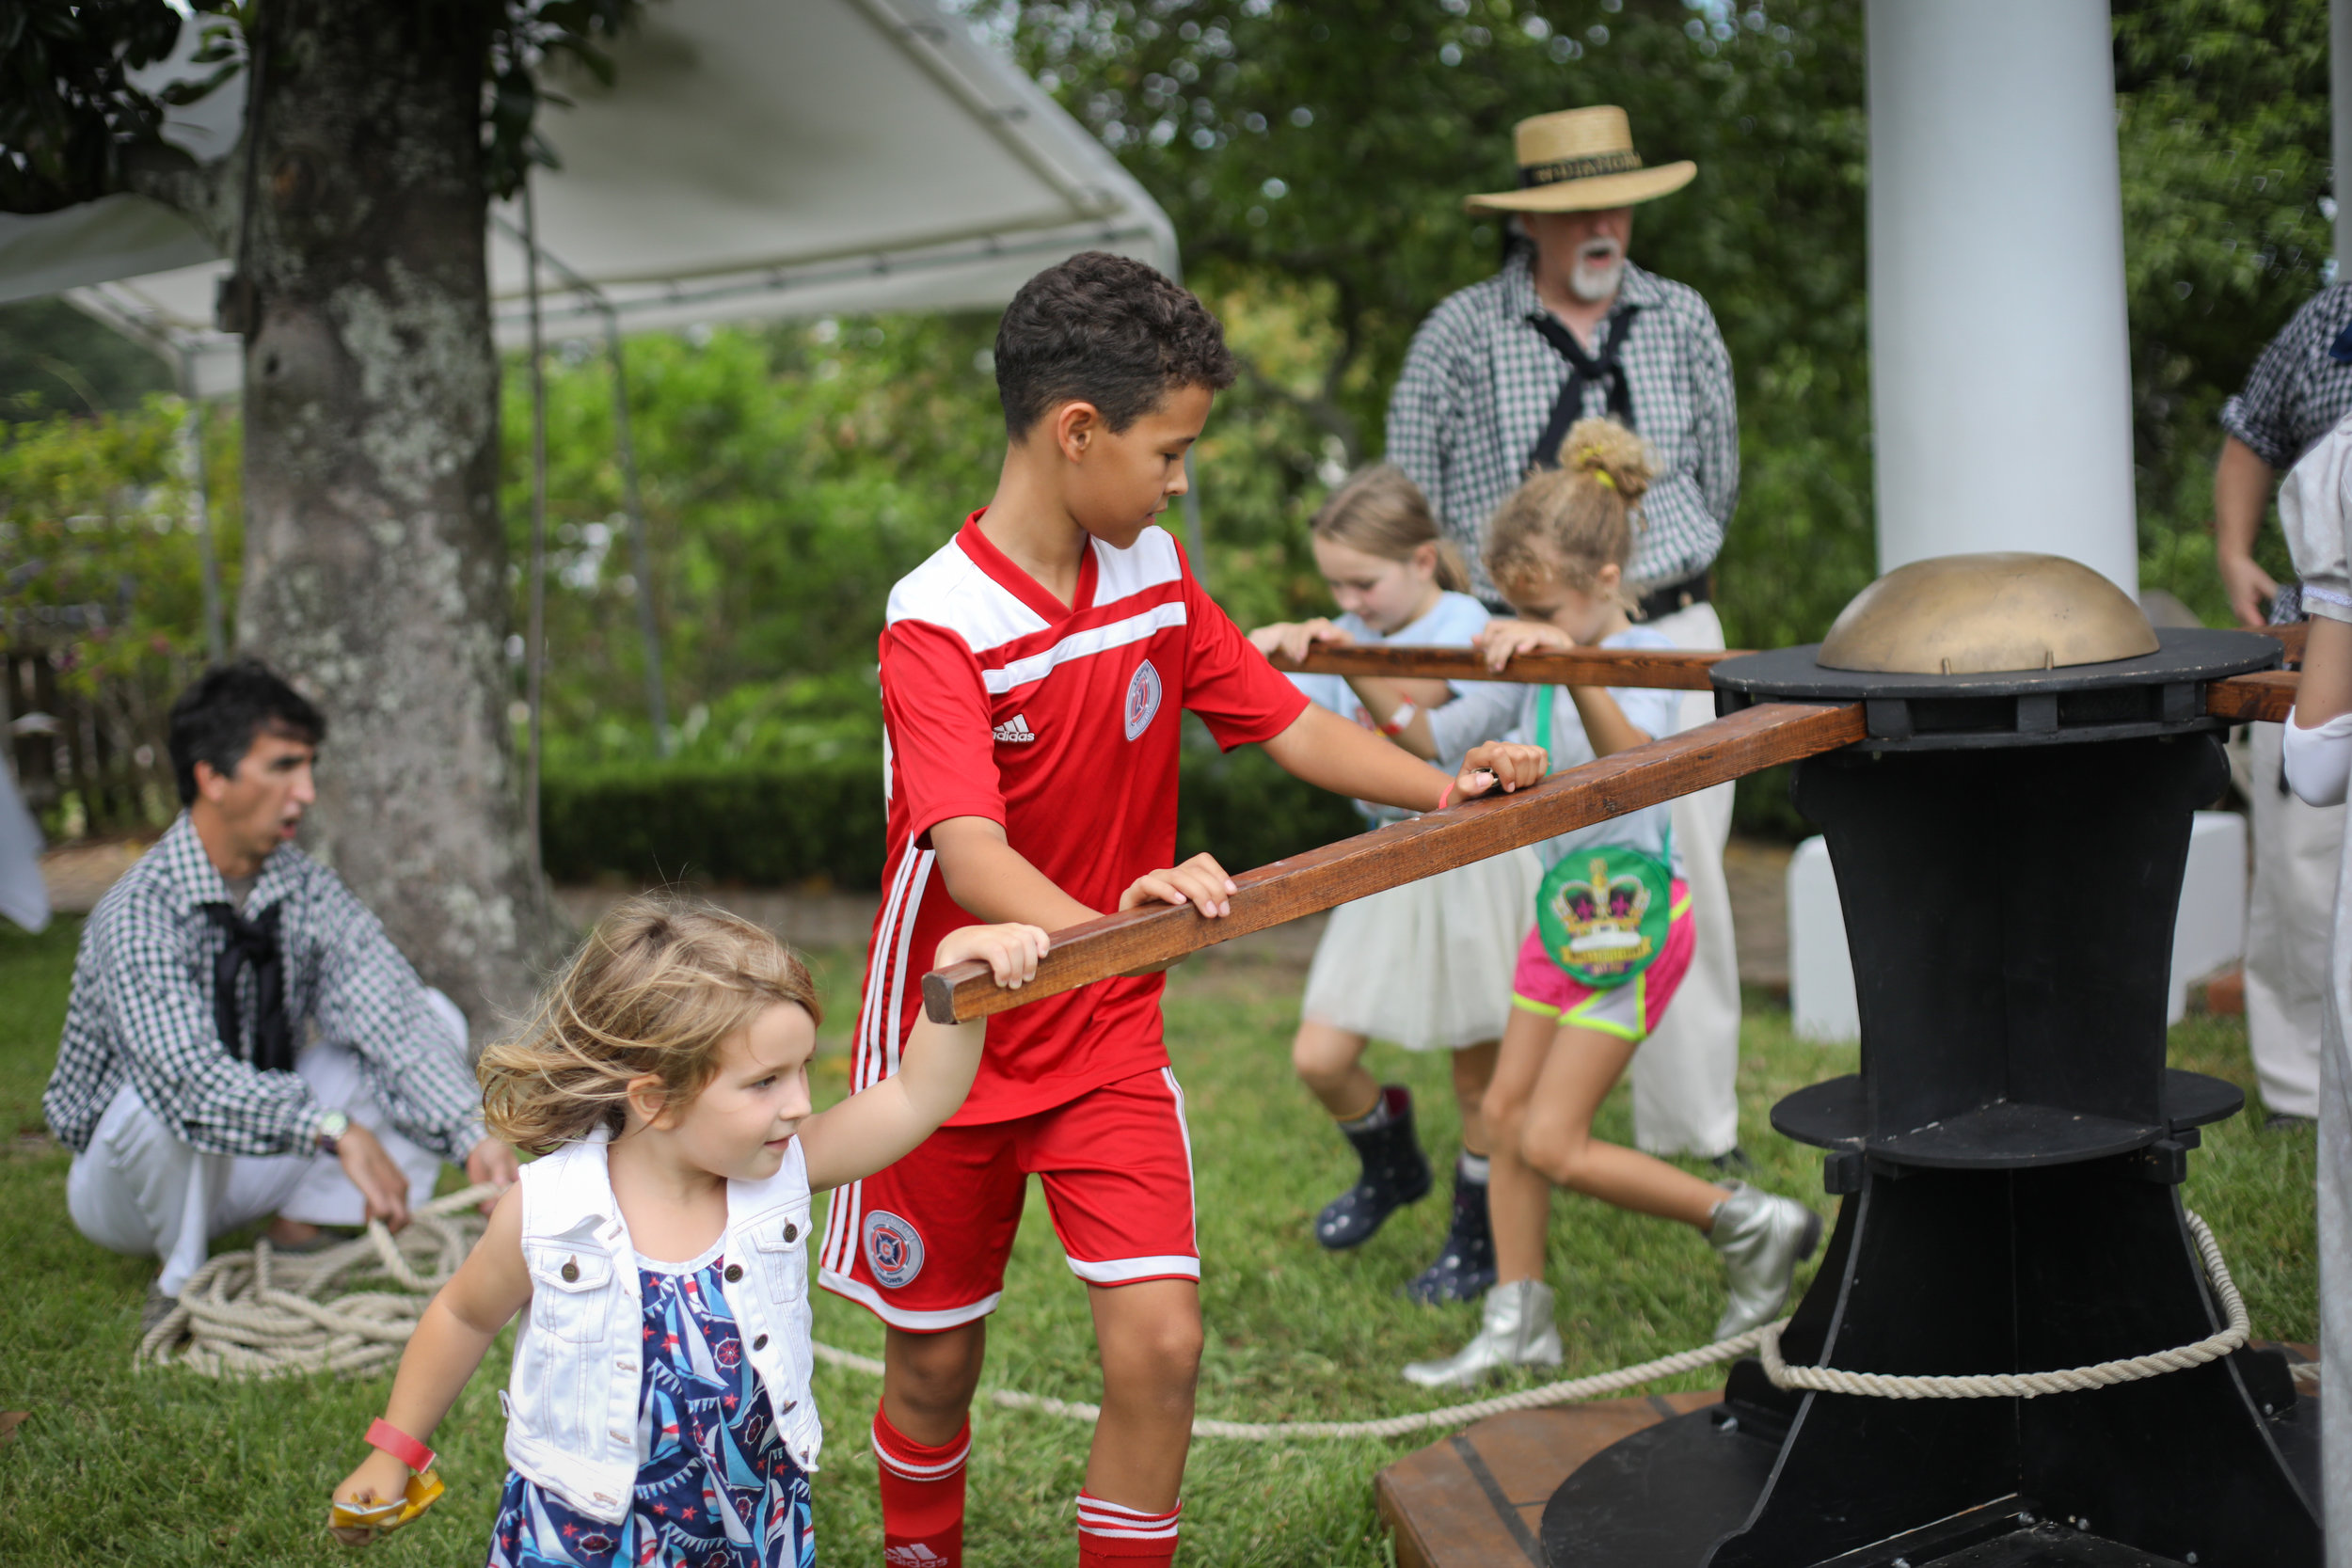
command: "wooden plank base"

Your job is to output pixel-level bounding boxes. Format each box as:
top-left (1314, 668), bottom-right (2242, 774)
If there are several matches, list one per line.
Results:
top-left (1374, 1392), bottom-right (1719, 1568)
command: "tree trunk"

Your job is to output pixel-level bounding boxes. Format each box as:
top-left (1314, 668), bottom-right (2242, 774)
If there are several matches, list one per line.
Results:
top-left (232, 1), bottom-right (552, 1026)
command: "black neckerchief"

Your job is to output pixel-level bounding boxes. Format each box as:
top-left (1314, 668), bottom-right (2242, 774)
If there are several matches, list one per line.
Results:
top-left (1525, 305), bottom-right (1641, 471)
top-left (200, 901), bottom-right (295, 1073)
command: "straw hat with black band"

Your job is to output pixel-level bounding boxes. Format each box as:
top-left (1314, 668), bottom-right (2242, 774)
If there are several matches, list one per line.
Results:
top-left (1465, 106), bottom-right (1694, 214)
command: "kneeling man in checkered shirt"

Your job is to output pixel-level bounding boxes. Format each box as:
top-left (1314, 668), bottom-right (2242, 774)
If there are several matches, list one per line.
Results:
top-left (42, 661), bottom-right (518, 1326)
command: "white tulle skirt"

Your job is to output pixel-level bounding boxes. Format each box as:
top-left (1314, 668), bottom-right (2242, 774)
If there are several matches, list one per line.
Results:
top-left (1298, 845), bottom-right (1545, 1050)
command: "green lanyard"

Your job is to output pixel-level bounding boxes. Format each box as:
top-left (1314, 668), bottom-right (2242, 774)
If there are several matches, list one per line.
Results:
top-left (1530, 685), bottom-right (1670, 862)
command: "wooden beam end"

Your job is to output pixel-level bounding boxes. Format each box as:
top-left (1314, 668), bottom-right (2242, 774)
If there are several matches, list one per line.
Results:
top-left (921, 966), bottom-right (970, 1024)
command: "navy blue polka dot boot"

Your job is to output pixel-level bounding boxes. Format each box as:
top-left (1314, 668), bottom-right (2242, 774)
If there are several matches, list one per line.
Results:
top-left (1312, 1085), bottom-right (1433, 1250)
top-left (1401, 1153), bottom-right (1496, 1304)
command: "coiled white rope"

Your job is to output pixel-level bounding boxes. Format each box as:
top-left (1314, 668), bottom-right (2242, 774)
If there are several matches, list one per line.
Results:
top-left (1756, 1210), bottom-right (2250, 1401)
top-left (141, 1196), bottom-right (2303, 1440)
top-left (137, 1184), bottom-right (500, 1379)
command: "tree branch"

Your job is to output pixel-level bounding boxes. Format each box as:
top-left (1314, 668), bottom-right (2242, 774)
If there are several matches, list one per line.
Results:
top-left (119, 138), bottom-right (238, 252)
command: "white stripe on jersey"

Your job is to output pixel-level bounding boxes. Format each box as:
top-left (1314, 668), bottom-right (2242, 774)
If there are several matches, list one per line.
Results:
top-left (884, 525), bottom-right (1184, 656)
top-left (980, 601), bottom-right (1188, 695)
top-left (885, 538), bottom-right (1049, 647)
top-left (830, 846), bottom-right (921, 1276)
top-left (1165, 1066), bottom-right (1199, 1253)
top-left (1089, 526), bottom-right (1184, 600)
top-left (856, 847), bottom-right (922, 1091)
top-left (881, 849), bottom-right (934, 1078)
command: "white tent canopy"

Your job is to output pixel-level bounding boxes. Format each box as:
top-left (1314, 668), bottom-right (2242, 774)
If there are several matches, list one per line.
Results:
top-left (0, 0), bottom-right (1177, 390)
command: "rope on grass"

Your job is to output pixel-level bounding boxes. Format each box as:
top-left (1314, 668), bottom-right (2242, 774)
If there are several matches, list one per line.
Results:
top-left (813, 1324), bottom-right (1783, 1441)
top-left (141, 1196), bottom-right (2301, 1440)
top-left (137, 1184), bottom-right (501, 1379)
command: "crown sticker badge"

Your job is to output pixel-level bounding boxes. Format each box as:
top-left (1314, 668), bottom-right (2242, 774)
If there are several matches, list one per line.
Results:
top-left (1545, 855), bottom-right (1656, 979)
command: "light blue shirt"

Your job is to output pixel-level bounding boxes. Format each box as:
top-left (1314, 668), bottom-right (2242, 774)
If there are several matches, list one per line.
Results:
top-left (1286, 591), bottom-right (1525, 825)
top-left (1504, 625), bottom-right (1682, 873)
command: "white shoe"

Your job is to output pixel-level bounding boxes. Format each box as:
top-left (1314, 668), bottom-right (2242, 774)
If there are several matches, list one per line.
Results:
top-left (1401, 1279), bottom-right (1565, 1387)
top-left (1708, 1181), bottom-right (1823, 1338)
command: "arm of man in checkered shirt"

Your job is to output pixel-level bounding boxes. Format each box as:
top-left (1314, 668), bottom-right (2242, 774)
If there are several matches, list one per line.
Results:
top-left (304, 872), bottom-right (516, 1187)
top-left (1643, 292), bottom-right (1740, 577)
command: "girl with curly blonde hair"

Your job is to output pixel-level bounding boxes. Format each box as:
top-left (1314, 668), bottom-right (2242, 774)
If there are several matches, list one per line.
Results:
top-left (1401, 420), bottom-right (1821, 1388)
top-left (329, 895), bottom-right (1047, 1568)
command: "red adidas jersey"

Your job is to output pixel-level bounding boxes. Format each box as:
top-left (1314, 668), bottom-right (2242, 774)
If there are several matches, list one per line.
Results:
top-left (854, 513), bottom-right (1310, 1124)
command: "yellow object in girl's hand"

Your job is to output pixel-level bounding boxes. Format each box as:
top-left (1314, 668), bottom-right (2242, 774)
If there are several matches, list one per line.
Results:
top-left (327, 1469), bottom-right (445, 1545)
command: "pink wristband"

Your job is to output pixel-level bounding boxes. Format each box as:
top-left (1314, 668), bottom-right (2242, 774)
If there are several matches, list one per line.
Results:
top-left (1436, 780), bottom-right (1455, 813)
top-left (366, 1418), bottom-right (437, 1473)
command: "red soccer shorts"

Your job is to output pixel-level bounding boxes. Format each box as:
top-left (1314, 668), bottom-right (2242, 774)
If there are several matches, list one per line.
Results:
top-left (818, 1066), bottom-right (1199, 1331)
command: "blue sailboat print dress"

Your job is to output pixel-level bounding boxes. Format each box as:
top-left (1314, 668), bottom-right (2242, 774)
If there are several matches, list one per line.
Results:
top-left (488, 1243), bottom-right (818, 1568)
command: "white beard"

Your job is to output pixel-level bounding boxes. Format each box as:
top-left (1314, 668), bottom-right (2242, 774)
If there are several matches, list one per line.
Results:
top-left (1569, 253), bottom-right (1625, 303)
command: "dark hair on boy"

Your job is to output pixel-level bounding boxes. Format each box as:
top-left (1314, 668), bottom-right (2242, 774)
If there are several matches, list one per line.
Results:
top-left (993, 251), bottom-right (1237, 439)
top-left (167, 658), bottom-right (326, 805)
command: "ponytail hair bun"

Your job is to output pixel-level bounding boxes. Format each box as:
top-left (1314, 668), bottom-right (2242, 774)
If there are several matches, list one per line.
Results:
top-left (1559, 418), bottom-right (1653, 504)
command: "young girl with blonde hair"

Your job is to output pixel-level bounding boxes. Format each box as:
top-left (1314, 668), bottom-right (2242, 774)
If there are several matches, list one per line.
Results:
top-left (329, 896), bottom-right (1048, 1566)
top-left (1248, 463), bottom-right (1544, 1303)
top-left (1402, 420), bottom-right (1820, 1386)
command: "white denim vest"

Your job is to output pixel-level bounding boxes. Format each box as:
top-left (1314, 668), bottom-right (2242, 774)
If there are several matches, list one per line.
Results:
top-left (501, 1128), bottom-right (820, 1524)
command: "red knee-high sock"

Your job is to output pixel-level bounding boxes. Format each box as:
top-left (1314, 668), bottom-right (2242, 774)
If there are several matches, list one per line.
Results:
top-left (1076, 1491), bottom-right (1182, 1566)
top-left (872, 1404), bottom-right (968, 1568)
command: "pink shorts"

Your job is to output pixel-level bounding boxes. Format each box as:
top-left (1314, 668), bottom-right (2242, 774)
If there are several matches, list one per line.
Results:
top-left (1510, 879), bottom-right (1695, 1042)
top-left (818, 1067), bottom-right (1198, 1332)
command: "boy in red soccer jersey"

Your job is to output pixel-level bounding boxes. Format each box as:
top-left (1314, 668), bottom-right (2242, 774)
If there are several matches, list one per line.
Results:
top-left (819, 252), bottom-right (1548, 1568)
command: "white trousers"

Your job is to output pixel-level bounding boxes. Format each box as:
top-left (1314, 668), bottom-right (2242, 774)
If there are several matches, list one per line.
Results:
top-left (1629, 600), bottom-right (1742, 1158)
top-left (2246, 721), bottom-right (2340, 1120)
top-left (2320, 806), bottom-right (2352, 1564)
top-left (65, 990), bottom-right (468, 1296)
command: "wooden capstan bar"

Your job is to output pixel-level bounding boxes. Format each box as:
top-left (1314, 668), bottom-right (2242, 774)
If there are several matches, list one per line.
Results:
top-left (922, 634), bottom-right (2299, 1022)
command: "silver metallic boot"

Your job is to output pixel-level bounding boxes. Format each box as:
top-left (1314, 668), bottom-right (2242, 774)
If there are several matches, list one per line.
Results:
top-left (1400, 1279), bottom-right (1565, 1387)
top-left (1708, 1181), bottom-right (1824, 1338)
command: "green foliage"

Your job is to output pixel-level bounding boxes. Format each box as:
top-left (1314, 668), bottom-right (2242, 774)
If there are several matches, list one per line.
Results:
top-left (0, 299), bottom-right (176, 421)
top-left (2116, 0), bottom-right (2339, 622)
top-left (501, 316), bottom-right (1008, 750)
top-left (0, 395), bottom-right (240, 686)
top-left (981, 0), bottom-right (1879, 651)
top-left (541, 756), bottom-right (885, 887)
top-left (539, 723), bottom-right (1358, 889)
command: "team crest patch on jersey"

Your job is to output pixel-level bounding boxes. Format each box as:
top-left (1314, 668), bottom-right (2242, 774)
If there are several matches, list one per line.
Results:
top-left (993, 712), bottom-right (1037, 743)
top-left (1123, 658), bottom-right (1163, 741)
top-left (863, 1211), bottom-right (926, 1289)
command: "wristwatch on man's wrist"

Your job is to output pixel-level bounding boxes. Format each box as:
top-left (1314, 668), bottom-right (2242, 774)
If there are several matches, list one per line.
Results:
top-left (315, 1108), bottom-right (351, 1155)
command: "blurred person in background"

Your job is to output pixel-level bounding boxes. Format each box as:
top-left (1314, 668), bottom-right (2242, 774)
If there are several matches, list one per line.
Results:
top-left (1387, 105), bottom-right (1745, 1168)
top-left (42, 660), bottom-right (516, 1329)
top-left (2214, 284), bottom-right (2352, 1132)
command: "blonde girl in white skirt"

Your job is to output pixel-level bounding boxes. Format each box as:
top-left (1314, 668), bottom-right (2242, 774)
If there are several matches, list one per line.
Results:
top-left (1248, 465), bottom-right (1543, 1303)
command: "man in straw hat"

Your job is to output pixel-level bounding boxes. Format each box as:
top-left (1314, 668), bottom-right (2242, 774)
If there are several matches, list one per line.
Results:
top-left (1386, 105), bottom-right (1746, 1227)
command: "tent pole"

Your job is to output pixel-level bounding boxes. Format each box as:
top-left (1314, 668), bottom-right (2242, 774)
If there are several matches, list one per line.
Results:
top-left (521, 173), bottom-right (551, 892)
top-left (600, 308), bottom-right (671, 757)
top-left (181, 350), bottom-right (226, 663)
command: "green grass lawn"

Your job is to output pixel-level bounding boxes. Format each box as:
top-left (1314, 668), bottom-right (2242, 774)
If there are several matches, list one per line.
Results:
top-left (0, 917), bottom-right (2318, 1565)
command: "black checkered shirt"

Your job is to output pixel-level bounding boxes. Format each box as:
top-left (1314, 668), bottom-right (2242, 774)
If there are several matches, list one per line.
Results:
top-left (44, 813), bottom-right (486, 1161)
top-left (1385, 253), bottom-right (1740, 603)
top-left (2221, 282), bottom-right (2352, 623)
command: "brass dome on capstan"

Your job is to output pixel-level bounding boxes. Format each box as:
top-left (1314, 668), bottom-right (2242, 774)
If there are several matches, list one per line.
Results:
top-left (1816, 552), bottom-right (2160, 675)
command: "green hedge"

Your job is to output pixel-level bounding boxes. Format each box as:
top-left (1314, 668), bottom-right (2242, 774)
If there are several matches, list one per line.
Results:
top-left (542, 743), bottom-right (1361, 890)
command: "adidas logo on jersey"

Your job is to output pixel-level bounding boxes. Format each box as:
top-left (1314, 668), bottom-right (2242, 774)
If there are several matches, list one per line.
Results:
top-left (884, 1546), bottom-right (951, 1566)
top-left (993, 713), bottom-right (1038, 743)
